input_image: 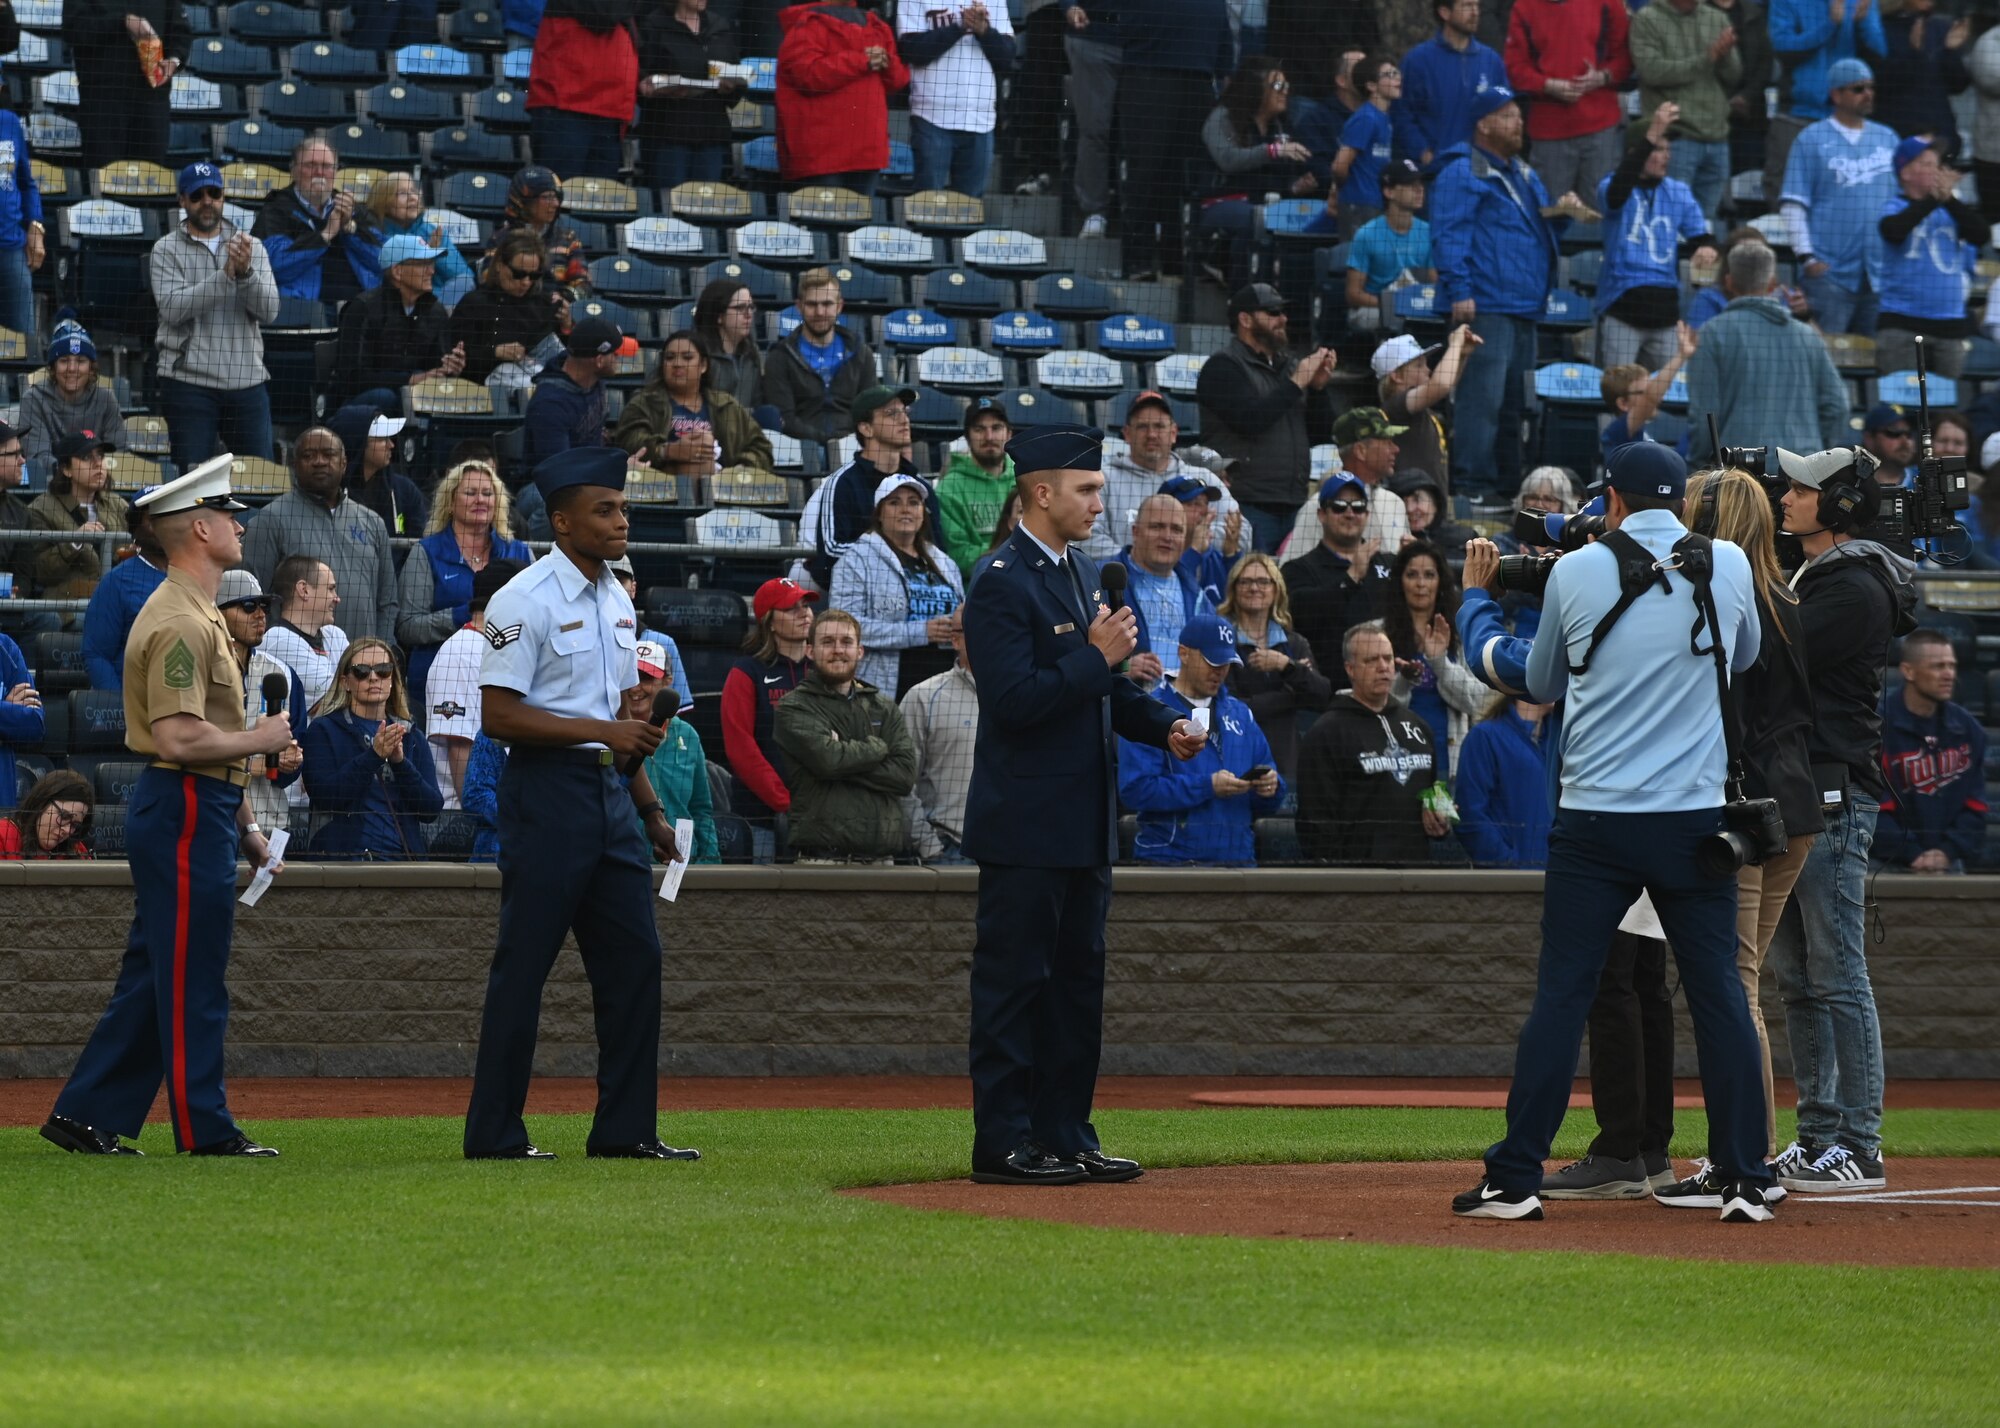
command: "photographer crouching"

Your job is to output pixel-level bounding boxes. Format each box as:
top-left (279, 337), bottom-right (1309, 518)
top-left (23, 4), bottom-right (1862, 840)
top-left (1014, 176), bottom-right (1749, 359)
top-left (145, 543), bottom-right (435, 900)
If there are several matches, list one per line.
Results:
top-left (1451, 444), bottom-right (1777, 1225)
top-left (1762, 446), bottom-right (1918, 1195)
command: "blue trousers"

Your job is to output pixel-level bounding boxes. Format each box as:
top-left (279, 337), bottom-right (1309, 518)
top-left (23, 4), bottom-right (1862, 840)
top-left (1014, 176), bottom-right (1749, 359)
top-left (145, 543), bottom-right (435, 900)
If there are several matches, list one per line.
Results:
top-left (910, 116), bottom-right (994, 198)
top-left (644, 142), bottom-right (729, 192)
top-left (1666, 137), bottom-right (1729, 225)
top-left (969, 861), bottom-right (1113, 1164)
top-left (1801, 271), bottom-right (1879, 338)
top-left (464, 754), bottom-right (663, 1155)
top-left (1451, 312), bottom-right (1538, 497)
top-left (55, 769), bottom-right (245, 1151)
top-left (0, 244), bottom-right (35, 337)
top-left (1485, 806), bottom-right (1772, 1191)
top-left (159, 376), bottom-right (274, 471)
top-left (531, 108), bottom-right (625, 180)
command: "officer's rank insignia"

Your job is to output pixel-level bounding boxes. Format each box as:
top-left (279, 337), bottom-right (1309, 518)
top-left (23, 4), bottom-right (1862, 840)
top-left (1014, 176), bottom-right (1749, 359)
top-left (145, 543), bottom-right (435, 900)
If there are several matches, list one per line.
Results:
top-left (162, 638), bottom-right (196, 690)
top-left (486, 623), bottom-right (523, 650)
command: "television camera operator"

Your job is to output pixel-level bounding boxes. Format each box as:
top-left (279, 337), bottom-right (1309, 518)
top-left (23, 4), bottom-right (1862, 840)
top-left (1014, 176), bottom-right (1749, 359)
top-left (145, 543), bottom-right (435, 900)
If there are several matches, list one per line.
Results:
top-left (1450, 443), bottom-right (1777, 1225)
top-left (1760, 443), bottom-right (1919, 1195)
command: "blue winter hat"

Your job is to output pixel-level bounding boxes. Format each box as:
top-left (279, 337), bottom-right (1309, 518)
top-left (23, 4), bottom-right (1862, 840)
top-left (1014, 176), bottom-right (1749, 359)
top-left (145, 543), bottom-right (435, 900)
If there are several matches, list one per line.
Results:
top-left (48, 328), bottom-right (95, 365)
top-left (1003, 423), bottom-right (1103, 478)
top-left (1826, 58), bottom-right (1873, 95)
top-left (531, 445), bottom-right (629, 505)
top-left (1177, 612), bottom-right (1243, 668)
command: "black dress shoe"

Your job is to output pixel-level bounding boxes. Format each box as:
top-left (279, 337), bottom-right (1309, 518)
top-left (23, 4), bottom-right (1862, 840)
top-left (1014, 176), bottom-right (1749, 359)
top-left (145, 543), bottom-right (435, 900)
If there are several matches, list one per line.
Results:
top-left (1073, 1149), bottom-right (1144, 1182)
top-left (40, 1114), bottom-right (142, 1156)
top-left (970, 1143), bottom-right (1088, 1186)
top-left (466, 1144), bottom-right (557, 1161)
top-left (587, 1140), bottom-right (701, 1160)
top-left (190, 1134), bottom-right (279, 1157)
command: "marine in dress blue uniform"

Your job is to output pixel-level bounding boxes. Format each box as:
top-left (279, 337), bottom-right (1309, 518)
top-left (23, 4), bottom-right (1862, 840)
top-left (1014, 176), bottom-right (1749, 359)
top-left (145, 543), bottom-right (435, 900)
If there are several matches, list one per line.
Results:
top-left (462, 446), bottom-right (697, 1162)
top-left (960, 424), bottom-right (1205, 1185)
top-left (43, 457), bottom-right (294, 1158)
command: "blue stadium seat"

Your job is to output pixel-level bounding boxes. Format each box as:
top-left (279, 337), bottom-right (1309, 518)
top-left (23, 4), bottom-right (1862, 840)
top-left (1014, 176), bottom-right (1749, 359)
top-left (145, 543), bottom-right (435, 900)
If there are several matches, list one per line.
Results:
top-left (185, 35), bottom-right (277, 82)
top-left (1393, 283), bottom-right (1440, 325)
top-left (993, 387), bottom-right (1087, 429)
top-left (258, 77), bottom-right (352, 125)
top-left (740, 55), bottom-right (777, 94)
top-left (171, 73), bottom-right (248, 121)
top-left (325, 120), bottom-right (414, 165)
top-left (467, 83), bottom-right (530, 133)
top-left (913, 267), bottom-right (1014, 317)
top-left (290, 41), bottom-right (382, 85)
top-left (1534, 362), bottom-right (1604, 403)
top-left (696, 257), bottom-right (790, 307)
top-left (1095, 311), bottom-right (1176, 360)
top-left (90, 759), bottom-right (148, 805)
top-left (1257, 198), bottom-right (1322, 237)
top-left (1024, 272), bottom-right (1115, 321)
top-left (1878, 370), bottom-right (1957, 409)
top-left (879, 307), bottom-right (964, 352)
top-left (741, 135), bottom-right (781, 180)
top-left (904, 385), bottom-right (968, 439)
top-left (1567, 248), bottom-right (1603, 293)
top-left (226, 1), bottom-right (322, 41)
top-left (842, 224), bottom-right (940, 270)
top-left (435, 169), bottom-right (511, 217)
top-left (500, 47), bottom-right (531, 83)
top-left (219, 116), bottom-right (304, 164)
top-left (394, 43), bottom-right (483, 85)
top-left (731, 220), bottom-right (821, 267)
top-left (365, 79), bottom-right (460, 131)
top-left (1963, 336), bottom-right (2000, 382)
top-left (1541, 288), bottom-right (1590, 330)
top-left (820, 262), bottom-right (903, 312)
top-left (68, 689), bottom-right (128, 752)
top-left (571, 297), bottom-right (651, 342)
top-left (588, 255), bottom-right (684, 309)
top-left (1105, 389), bottom-right (1198, 433)
top-left (445, 4), bottom-right (507, 51)
top-left (984, 309), bottom-right (1063, 355)
top-left (91, 804), bottom-right (127, 857)
top-left (429, 122), bottom-right (520, 172)
top-left (32, 631), bottom-right (86, 694)
top-left (623, 215), bottom-right (725, 262)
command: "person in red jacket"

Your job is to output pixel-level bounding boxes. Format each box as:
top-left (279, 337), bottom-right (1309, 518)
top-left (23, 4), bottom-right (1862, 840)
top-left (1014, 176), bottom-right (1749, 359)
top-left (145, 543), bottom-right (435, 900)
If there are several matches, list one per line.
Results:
top-left (528, 0), bottom-right (642, 180)
top-left (776, 0), bottom-right (910, 192)
top-left (1504, 0), bottom-right (1632, 208)
top-left (721, 577), bottom-right (817, 860)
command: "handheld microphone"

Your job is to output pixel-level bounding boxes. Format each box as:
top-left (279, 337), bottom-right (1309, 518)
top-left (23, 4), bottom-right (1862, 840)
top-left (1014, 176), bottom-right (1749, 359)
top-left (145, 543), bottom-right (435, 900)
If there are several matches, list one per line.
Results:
top-left (1098, 561), bottom-right (1130, 673)
top-left (619, 686), bottom-right (680, 779)
top-left (260, 672), bottom-right (289, 782)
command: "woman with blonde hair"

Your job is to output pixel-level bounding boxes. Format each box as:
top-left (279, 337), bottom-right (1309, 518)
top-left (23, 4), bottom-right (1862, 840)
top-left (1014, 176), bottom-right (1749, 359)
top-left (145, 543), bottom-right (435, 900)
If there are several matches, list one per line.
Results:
top-left (367, 173), bottom-right (474, 306)
top-left (1683, 465), bottom-right (1822, 1169)
top-left (301, 640), bottom-right (444, 859)
top-left (397, 458), bottom-right (534, 705)
top-left (1215, 550), bottom-right (1332, 783)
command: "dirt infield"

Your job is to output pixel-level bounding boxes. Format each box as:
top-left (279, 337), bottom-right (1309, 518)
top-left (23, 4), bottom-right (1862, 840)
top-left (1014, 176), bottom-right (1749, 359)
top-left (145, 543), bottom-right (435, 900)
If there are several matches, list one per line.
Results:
top-left (854, 1158), bottom-right (2000, 1270)
top-left (3, 1075), bottom-right (1997, 1126)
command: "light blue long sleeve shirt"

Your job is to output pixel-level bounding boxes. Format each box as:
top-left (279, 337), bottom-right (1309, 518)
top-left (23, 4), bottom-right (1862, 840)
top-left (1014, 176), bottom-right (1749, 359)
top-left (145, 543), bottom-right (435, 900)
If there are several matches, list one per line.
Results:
top-left (1524, 509), bottom-right (1759, 813)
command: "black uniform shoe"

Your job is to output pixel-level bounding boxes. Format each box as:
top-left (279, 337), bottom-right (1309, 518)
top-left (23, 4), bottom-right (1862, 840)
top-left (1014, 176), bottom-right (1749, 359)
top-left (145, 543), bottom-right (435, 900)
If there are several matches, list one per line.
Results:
top-left (1073, 1149), bottom-right (1145, 1182)
top-left (466, 1144), bottom-right (558, 1161)
top-left (970, 1143), bottom-right (1089, 1186)
top-left (190, 1135), bottom-right (279, 1157)
top-left (587, 1140), bottom-right (701, 1160)
top-left (40, 1114), bottom-right (142, 1156)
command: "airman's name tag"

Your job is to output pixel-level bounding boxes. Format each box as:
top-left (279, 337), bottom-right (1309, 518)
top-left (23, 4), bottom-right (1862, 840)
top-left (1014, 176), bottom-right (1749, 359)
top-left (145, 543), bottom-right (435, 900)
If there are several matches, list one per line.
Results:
top-left (1053, 621), bottom-right (1075, 635)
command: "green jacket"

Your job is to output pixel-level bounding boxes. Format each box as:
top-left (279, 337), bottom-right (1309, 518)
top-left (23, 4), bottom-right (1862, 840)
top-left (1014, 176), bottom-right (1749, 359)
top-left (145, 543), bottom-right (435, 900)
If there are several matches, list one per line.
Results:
top-left (934, 451), bottom-right (1016, 576)
top-left (612, 385), bottom-right (775, 473)
top-left (771, 669), bottom-right (917, 858)
top-left (637, 717), bottom-right (721, 864)
top-left (1629, 0), bottom-right (1743, 144)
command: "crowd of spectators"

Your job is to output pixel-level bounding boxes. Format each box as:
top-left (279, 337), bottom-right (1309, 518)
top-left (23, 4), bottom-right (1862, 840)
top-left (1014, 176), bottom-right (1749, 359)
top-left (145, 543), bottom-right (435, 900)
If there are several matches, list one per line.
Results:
top-left (0, 0), bottom-right (1998, 874)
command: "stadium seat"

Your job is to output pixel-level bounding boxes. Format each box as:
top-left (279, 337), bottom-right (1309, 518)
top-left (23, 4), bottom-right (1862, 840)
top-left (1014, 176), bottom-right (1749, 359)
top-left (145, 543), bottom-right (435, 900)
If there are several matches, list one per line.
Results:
top-left (218, 117), bottom-right (304, 165)
top-left (740, 135), bottom-right (781, 181)
top-left (258, 77), bottom-right (352, 125)
top-left (227, 1), bottom-right (322, 41)
top-left (57, 201), bottom-right (160, 337)
top-left (14, 754), bottom-right (52, 805)
top-left (623, 215), bottom-right (719, 261)
top-left (696, 258), bottom-right (790, 308)
top-left (1153, 352), bottom-right (1207, 397)
top-left (1541, 288), bottom-right (1590, 331)
top-left (1962, 336), bottom-right (2000, 382)
top-left (588, 254), bottom-right (683, 308)
top-left (500, 47), bottom-right (531, 83)
top-left (781, 186), bottom-right (876, 231)
top-left (1747, 212), bottom-right (1791, 251)
top-left (1034, 350), bottom-right (1127, 399)
top-left (1024, 272), bottom-right (1115, 321)
top-left (879, 307), bottom-right (964, 352)
top-left (903, 385), bottom-right (967, 439)
top-left (1, 30), bottom-right (68, 73)
top-left (1253, 816), bottom-right (1300, 864)
top-left (91, 803), bottom-right (127, 856)
top-left (124, 414), bottom-right (172, 457)
top-left (566, 176), bottom-right (644, 221)
top-left (898, 189), bottom-right (984, 234)
top-left (325, 120), bottom-right (414, 165)
top-left (882, 141), bottom-right (916, 191)
top-left (185, 35), bottom-right (277, 82)
top-left (1567, 248), bottom-right (1603, 293)
top-left (436, 169), bottom-right (511, 217)
top-left (427, 121), bottom-right (519, 173)
top-left (1095, 312), bottom-right (1176, 360)
top-left (393, 43), bottom-right (482, 85)
top-left (711, 467), bottom-right (799, 508)
top-left (444, 5), bottom-right (507, 51)
top-left (993, 386), bottom-right (1086, 428)
top-left (102, 453), bottom-right (169, 490)
top-left (467, 83), bottom-right (530, 133)
top-left (424, 810), bottom-right (476, 858)
top-left (365, 79), bottom-right (460, 131)
top-left (913, 267), bottom-right (1014, 317)
top-left (222, 161), bottom-right (287, 202)
top-left (732, 220), bottom-right (820, 267)
top-left (90, 759), bottom-right (148, 805)
top-left (571, 297), bottom-right (650, 341)
top-left (914, 346), bottom-right (1005, 394)
top-left (1725, 169), bottom-right (1766, 219)
top-left (93, 161), bottom-right (179, 206)
top-left (692, 509), bottom-right (786, 548)
top-left (32, 631), bottom-right (86, 695)
top-left (1393, 282), bottom-right (1441, 326)
top-left (1877, 370), bottom-right (1957, 409)
top-left (727, 98), bottom-right (771, 138)
top-left (26, 113), bottom-right (83, 161)
top-left (14, 0), bottom-right (60, 31)
top-left (229, 456), bottom-right (294, 496)
top-left (670, 181), bottom-right (757, 224)
top-left (983, 309), bottom-right (1063, 356)
top-left (960, 228), bottom-right (1049, 276)
top-left (819, 262), bottom-right (903, 312)
top-left (1534, 362), bottom-right (1606, 475)
top-left (69, 689), bottom-right (128, 752)
top-left (843, 224), bottom-right (940, 270)
top-left (740, 55), bottom-right (777, 94)
top-left (290, 41), bottom-right (382, 85)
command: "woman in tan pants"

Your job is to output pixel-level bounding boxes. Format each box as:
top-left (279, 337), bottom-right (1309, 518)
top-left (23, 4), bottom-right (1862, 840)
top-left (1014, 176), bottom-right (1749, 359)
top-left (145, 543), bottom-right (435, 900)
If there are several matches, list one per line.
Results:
top-left (1685, 468), bottom-right (1823, 1161)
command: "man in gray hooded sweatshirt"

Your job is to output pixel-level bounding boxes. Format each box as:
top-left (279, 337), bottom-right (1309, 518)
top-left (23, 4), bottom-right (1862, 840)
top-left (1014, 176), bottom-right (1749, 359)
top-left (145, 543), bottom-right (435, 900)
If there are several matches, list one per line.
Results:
top-left (1685, 241), bottom-right (1847, 465)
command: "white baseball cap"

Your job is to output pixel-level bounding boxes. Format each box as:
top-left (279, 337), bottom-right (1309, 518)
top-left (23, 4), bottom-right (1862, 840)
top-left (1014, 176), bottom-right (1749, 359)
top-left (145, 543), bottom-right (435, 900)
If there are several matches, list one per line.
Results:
top-left (873, 472), bottom-right (929, 507)
top-left (1370, 334), bottom-right (1442, 380)
top-left (368, 414), bottom-right (407, 439)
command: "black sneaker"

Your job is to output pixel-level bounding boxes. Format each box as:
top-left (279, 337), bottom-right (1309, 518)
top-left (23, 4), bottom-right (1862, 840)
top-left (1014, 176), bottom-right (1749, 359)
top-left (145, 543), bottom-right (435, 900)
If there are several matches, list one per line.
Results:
top-left (1451, 1177), bottom-right (1544, 1220)
top-left (1780, 1144), bottom-right (1886, 1193)
top-left (1540, 1153), bottom-right (1651, 1200)
top-left (1654, 1158), bottom-right (1727, 1209)
top-left (1719, 1181), bottom-right (1776, 1224)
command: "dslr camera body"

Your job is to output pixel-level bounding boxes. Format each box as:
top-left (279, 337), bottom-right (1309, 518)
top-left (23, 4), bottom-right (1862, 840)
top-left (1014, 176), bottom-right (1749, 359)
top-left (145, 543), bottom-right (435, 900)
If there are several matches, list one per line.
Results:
top-left (1695, 792), bottom-right (1788, 878)
top-left (1494, 502), bottom-right (1609, 597)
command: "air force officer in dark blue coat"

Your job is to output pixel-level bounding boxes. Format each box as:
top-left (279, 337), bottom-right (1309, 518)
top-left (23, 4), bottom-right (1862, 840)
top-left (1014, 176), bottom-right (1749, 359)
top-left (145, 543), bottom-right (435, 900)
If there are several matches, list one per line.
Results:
top-left (960, 424), bottom-right (1208, 1186)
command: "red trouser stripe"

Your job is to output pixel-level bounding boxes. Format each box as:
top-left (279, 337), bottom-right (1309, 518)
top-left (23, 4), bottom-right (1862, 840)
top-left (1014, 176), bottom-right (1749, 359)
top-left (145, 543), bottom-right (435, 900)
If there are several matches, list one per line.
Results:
top-left (171, 774), bottom-right (197, 1151)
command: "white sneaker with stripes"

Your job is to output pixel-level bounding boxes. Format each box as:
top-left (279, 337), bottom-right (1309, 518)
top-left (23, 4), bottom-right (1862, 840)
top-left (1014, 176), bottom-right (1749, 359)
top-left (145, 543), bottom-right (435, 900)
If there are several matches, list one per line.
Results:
top-left (1778, 1144), bottom-right (1886, 1193)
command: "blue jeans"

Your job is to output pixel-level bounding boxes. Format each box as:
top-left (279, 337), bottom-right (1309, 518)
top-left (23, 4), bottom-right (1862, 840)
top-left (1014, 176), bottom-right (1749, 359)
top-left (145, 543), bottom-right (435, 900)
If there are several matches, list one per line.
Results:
top-left (1485, 806), bottom-right (1771, 1191)
top-left (0, 244), bottom-right (34, 337)
top-left (1765, 793), bottom-right (1885, 1158)
top-left (158, 376), bottom-right (273, 471)
top-left (1241, 500), bottom-right (1298, 555)
top-left (1801, 271), bottom-right (1879, 338)
top-left (1666, 137), bottom-right (1728, 225)
top-left (531, 108), bottom-right (624, 179)
top-left (1452, 312), bottom-right (1537, 497)
top-left (645, 143), bottom-right (729, 192)
top-left (910, 116), bottom-right (994, 197)
top-left (816, 169), bottom-right (880, 196)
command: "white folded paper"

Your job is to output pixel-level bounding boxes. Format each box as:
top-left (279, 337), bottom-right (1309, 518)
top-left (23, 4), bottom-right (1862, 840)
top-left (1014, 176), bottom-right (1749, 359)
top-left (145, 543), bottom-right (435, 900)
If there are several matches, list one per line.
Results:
top-left (239, 829), bottom-right (290, 907)
top-left (658, 818), bottom-right (696, 902)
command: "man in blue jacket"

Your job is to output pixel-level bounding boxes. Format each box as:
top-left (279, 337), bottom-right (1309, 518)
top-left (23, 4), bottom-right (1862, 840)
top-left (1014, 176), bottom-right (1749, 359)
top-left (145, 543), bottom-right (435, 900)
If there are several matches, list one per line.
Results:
top-left (1764, 0), bottom-right (1886, 207)
top-left (1119, 613), bottom-right (1284, 865)
top-left (1430, 86), bottom-right (1562, 496)
top-left (0, 626), bottom-right (40, 809)
top-left (251, 138), bottom-right (383, 308)
top-left (1114, 493), bottom-right (1208, 684)
top-left (82, 499), bottom-right (166, 690)
top-left (1395, 0), bottom-right (1509, 165)
top-left (1875, 627), bottom-right (1988, 873)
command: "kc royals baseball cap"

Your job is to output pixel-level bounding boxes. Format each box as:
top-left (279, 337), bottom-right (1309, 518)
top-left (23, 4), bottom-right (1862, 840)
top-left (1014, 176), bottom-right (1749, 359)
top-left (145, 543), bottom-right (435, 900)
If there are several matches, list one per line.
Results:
top-left (1177, 613), bottom-right (1243, 668)
top-left (178, 160), bottom-right (224, 196)
top-left (1468, 85), bottom-right (1518, 124)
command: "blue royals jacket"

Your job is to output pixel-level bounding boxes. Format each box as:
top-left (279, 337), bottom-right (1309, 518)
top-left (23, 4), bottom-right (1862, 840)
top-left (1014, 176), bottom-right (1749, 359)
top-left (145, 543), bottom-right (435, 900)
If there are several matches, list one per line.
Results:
top-left (301, 707), bottom-right (445, 858)
top-left (1429, 140), bottom-right (1561, 319)
top-left (961, 527), bottom-right (1182, 868)
top-left (0, 631), bottom-right (40, 809)
top-left (1118, 681), bottom-right (1284, 865)
top-left (1458, 586), bottom-right (1563, 831)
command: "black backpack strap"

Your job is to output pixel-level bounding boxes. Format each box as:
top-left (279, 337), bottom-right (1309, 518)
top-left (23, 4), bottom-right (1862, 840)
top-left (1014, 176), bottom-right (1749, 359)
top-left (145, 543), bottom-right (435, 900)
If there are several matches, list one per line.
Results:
top-left (1567, 528), bottom-right (1674, 676)
top-left (1671, 531), bottom-right (1751, 799)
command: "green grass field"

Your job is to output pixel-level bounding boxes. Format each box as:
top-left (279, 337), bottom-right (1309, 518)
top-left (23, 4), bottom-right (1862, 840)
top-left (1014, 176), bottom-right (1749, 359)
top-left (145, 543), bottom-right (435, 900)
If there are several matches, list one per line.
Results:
top-left (4, 1106), bottom-right (1998, 1426)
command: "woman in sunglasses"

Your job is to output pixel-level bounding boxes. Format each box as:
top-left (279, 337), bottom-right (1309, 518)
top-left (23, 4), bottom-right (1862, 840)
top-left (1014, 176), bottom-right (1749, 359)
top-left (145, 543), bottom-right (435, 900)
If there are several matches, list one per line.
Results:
top-left (449, 230), bottom-right (567, 387)
top-left (300, 641), bottom-right (444, 859)
top-left (0, 770), bottom-right (93, 859)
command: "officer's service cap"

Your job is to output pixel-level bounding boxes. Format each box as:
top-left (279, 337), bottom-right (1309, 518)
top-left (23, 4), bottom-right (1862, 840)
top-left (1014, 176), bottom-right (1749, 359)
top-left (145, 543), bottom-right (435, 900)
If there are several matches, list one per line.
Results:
top-left (532, 445), bottom-right (629, 503)
top-left (135, 454), bottom-right (246, 515)
top-left (1004, 423), bottom-right (1103, 477)
top-left (1178, 612), bottom-right (1243, 668)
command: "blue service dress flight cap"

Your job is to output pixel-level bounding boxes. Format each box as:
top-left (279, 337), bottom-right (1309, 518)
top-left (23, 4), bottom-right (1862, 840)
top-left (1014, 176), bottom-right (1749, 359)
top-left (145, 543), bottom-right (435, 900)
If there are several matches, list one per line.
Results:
top-left (531, 444), bottom-right (631, 503)
top-left (1603, 441), bottom-right (1686, 500)
top-left (1003, 423), bottom-right (1104, 477)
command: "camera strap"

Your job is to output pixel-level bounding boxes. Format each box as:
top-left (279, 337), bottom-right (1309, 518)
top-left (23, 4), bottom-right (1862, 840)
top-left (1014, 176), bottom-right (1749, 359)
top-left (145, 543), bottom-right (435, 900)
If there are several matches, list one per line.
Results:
top-left (1566, 529), bottom-right (1676, 676)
